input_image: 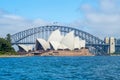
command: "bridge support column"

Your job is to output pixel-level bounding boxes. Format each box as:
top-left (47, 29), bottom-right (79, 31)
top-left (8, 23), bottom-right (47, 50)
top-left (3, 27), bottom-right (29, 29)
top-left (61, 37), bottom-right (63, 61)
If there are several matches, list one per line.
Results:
top-left (104, 37), bottom-right (115, 54)
top-left (109, 37), bottom-right (115, 54)
top-left (104, 37), bottom-right (110, 53)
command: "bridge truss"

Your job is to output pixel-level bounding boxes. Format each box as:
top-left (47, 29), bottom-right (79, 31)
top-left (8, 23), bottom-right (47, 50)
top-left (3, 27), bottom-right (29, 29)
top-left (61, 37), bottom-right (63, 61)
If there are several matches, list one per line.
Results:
top-left (11, 25), bottom-right (109, 55)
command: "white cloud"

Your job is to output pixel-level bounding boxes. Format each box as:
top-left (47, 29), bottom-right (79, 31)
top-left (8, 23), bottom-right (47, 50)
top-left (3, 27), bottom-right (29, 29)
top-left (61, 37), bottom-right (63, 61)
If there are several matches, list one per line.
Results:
top-left (78, 0), bottom-right (120, 38)
top-left (0, 10), bottom-right (51, 38)
top-left (0, 9), bottom-right (7, 15)
top-left (81, 4), bottom-right (93, 12)
top-left (3, 15), bottom-right (24, 20)
top-left (1, 0), bottom-right (120, 39)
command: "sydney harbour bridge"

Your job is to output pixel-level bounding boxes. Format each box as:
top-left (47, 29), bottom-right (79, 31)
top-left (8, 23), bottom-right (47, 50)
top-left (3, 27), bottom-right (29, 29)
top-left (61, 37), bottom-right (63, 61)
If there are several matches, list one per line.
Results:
top-left (11, 25), bottom-right (120, 55)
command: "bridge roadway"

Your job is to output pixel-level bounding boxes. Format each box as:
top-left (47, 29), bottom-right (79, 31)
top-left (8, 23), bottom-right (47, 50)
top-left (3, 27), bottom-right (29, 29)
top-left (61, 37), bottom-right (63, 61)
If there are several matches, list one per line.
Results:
top-left (13, 42), bottom-right (120, 47)
top-left (115, 44), bottom-right (120, 47)
top-left (11, 25), bottom-right (120, 55)
top-left (12, 42), bottom-right (110, 46)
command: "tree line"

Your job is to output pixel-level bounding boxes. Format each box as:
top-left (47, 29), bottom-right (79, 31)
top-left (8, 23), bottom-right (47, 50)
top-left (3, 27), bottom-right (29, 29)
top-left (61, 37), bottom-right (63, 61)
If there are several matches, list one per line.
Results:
top-left (0, 34), bottom-right (16, 55)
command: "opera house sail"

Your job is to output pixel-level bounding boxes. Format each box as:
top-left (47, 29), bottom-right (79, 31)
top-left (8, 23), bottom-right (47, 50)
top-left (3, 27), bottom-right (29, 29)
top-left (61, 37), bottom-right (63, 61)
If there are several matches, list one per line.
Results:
top-left (36, 38), bottom-right (50, 51)
top-left (74, 37), bottom-right (80, 49)
top-left (48, 29), bottom-right (63, 50)
top-left (61, 31), bottom-right (75, 50)
top-left (35, 29), bottom-right (86, 51)
top-left (48, 29), bottom-right (63, 42)
top-left (18, 44), bottom-right (33, 52)
top-left (18, 29), bottom-right (86, 52)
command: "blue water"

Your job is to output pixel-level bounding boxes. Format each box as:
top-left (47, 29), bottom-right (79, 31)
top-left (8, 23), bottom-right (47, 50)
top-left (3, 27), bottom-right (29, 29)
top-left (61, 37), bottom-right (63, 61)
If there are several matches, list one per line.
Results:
top-left (0, 56), bottom-right (120, 80)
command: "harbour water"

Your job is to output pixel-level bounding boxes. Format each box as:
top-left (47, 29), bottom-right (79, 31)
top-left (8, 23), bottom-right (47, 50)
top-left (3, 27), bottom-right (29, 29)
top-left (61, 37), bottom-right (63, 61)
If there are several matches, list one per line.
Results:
top-left (0, 56), bottom-right (120, 80)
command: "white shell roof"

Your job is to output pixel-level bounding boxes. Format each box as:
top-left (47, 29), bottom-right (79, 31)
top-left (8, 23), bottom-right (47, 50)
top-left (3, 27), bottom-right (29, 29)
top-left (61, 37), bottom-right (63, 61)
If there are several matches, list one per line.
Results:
top-left (48, 29), bottom-right (63, 42)
top-left (34, 30), bottom-right (86, 51)
top-left (36, 38), bottom-right (50, 50)
top-left (61, 31), bottom-right (75, 50)
top-left (58, 43), bottom-right (68, 49)
top-left (49, 41), bottom-right (60, 50)
top-left (74, 37), bottom-right (80, 49)
top-left (18, 44), bottom-right (33, 52)
top-left (79, 40), bottom-right (85, 48)
top-left (18, 29), bottom-right (86, 52)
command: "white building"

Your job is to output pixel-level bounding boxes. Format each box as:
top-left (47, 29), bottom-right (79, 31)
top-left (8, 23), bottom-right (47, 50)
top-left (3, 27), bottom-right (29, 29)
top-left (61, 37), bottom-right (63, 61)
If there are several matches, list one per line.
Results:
top-left (18, 29), bottom-right (86, 52)
top-left (18, 44), bottom-right (33, 52)
top-left (35, 29), bottom-right (86, 51)
top-left (36, 38), bottom-right (50, 51)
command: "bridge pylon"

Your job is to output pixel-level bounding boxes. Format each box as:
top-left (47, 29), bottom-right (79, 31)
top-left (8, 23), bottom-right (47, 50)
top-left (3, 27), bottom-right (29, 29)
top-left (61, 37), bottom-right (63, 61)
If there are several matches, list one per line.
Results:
top-left (104, 37), bottom-right (115, 54)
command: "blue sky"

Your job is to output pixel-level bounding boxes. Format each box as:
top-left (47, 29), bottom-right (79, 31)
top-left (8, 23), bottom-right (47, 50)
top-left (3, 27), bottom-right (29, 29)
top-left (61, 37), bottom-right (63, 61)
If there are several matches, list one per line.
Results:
top-left (0, 0), bottom-right (84, 22)
top-left (0, 0), bottom-right (120, 39)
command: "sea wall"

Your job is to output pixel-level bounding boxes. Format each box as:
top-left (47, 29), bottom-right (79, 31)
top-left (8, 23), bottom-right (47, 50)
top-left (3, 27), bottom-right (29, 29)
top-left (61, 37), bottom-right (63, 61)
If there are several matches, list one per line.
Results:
top-left (40, 48), bottom-right (93, 56)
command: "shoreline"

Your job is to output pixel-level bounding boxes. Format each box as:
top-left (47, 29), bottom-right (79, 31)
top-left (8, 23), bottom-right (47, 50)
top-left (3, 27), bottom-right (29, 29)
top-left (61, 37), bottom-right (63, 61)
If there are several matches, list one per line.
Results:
top-left (0, 55), bottom-right (27, 58)
top-left (0, 55), bottom-right (93, 58)
top-left (1, 54), bottom-right (120, 58)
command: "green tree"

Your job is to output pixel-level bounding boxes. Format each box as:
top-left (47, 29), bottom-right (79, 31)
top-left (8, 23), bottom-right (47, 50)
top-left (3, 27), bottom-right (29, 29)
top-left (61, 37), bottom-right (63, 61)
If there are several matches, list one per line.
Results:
top-left (6, 34), bottom-right (11, 45)
top-left (0, 37), bottom-right (16, 55)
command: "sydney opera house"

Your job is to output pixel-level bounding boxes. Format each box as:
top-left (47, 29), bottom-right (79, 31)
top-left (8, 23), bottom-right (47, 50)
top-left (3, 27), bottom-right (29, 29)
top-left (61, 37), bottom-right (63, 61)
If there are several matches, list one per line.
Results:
top-left (18, 29), bottom-right (90, 56)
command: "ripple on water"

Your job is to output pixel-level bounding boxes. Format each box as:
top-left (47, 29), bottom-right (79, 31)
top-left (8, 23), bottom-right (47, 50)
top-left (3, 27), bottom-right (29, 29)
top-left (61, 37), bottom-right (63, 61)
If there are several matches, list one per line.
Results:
top-left (0, 56), bottom-right (120, 80)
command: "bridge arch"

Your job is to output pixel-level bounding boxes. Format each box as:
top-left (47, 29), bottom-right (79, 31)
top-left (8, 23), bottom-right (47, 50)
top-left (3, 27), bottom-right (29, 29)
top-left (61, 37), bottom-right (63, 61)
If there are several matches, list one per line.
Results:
top-left (11, 25), bottom-right (108, 55)
top-left (11, 25), bottom-right (105, 44)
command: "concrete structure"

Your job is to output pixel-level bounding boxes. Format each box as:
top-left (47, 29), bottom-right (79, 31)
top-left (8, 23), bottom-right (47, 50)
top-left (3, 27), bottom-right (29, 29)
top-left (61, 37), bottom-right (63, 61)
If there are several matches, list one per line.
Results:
top-left (79, 40), bottom-right (85, 48)
top-left (18, 44), bottom-right (33, 52)
top-left (48, 29), bottom-right (63, 42)
top-left (36, 38), bottom-right (50, 51)
top-left (109, 37), bottom-right (115, 54)
top-left (104, 37), bottom-right (109, 44)
top-left (74, 37), bottom-right (80, 49)
top-left (35, 29), bottom-right (86, 51)
top-left (104, 37), bottom-right (115, 54)
top-left (12, 25), bottom-right (114, 55)
top-left (48, 29), bottom-right (63, 50)
top-left (61, 31), bottom-right (75, 50)
top-left (104, 37), bottom-right (110, 53)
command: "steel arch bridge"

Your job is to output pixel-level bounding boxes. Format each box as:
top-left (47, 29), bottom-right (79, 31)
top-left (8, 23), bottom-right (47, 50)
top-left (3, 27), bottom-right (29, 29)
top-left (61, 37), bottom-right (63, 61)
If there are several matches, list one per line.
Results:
top-left (11, 25), bottom-right (109, 55)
